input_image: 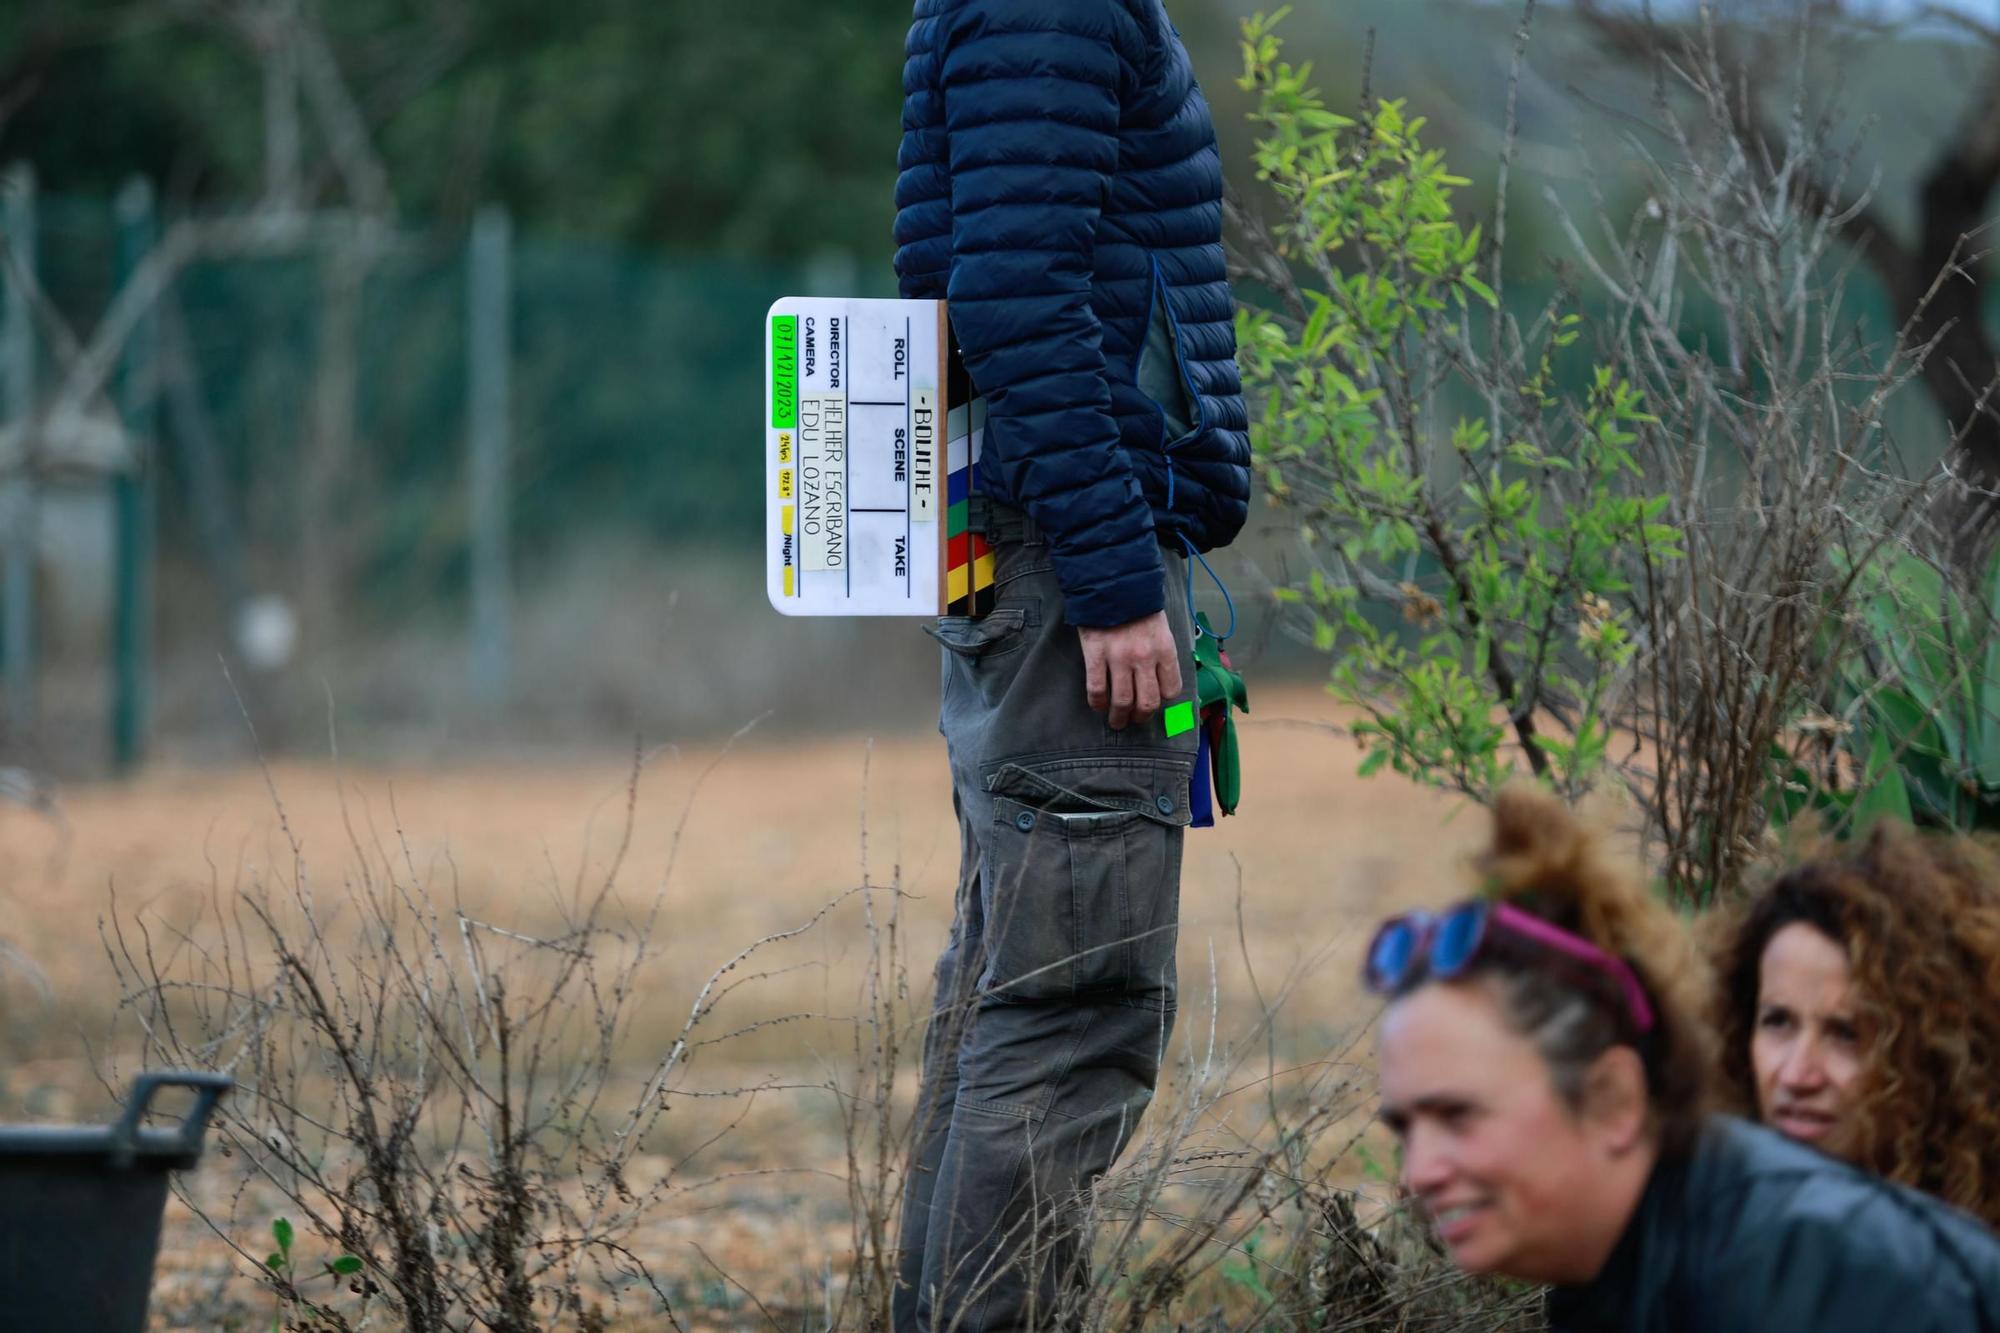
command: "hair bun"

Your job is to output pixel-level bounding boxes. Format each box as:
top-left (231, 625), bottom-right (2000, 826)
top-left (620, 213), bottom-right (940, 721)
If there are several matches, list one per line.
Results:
top-left (1477, 782), bottom-right (1712, 1062)
top-left (1482, 785), bottom-right (1598, 917)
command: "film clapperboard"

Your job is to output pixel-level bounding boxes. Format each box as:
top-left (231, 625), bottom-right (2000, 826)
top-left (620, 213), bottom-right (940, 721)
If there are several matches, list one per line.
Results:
top-left (766, 298), bottom-right (994, 617)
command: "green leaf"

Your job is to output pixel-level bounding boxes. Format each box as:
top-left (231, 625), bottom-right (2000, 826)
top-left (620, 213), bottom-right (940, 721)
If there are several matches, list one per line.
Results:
top-left (273, 1218), bottom-right (294, 1258)
top-left (1980, 544), bottom-right (2000, 788)
top-left (1358, 748), bottom-right (1390, 778)
top-left (1301, 293), bottom-right (1332, 350)
top-left (1854, 730), bottom-right (1914, 831)
top-left (329, 1256), bottom-right (364, 1276)
top-left (266, 1252), bottom-right (285, 1271)
top-left (1219, 1232), bottom-right (1276, 1302)
top-left (1864, 685), bottom-right (1946, 761)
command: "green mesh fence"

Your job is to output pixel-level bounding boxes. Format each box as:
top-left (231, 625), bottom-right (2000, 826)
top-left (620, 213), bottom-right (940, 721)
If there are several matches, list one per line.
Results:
top-left (149, 225), bottom-right (897, 613)
top-left (5, 185), bottom-right (1992, 765)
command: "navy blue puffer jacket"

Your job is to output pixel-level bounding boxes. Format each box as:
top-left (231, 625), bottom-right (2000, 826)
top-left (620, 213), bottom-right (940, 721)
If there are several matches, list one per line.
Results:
top-left (894, 0), bottom-right (1251, 628)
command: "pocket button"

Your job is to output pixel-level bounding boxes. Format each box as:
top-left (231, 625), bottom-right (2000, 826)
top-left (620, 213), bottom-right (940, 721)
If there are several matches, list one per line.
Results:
top-left (1015, 810), bottom-right (1037, 832)
top-left (1155, 795), bottom-right (1176, 815)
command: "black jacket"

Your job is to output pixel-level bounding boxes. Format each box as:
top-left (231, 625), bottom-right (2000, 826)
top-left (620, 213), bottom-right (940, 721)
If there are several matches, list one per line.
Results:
top-left (893, 0), bottom-right (1251, 628)
top-left (1548, 1117), bottom-right (2000, 1333)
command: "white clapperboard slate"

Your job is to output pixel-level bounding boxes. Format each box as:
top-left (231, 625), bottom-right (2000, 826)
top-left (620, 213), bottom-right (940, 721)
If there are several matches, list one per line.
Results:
top-left (765, 297), bottom-right (950, 615)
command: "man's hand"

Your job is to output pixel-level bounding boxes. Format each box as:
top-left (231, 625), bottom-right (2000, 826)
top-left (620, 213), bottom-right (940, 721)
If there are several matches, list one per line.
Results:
top-left (1078, 611), bottom-right (1183, 729)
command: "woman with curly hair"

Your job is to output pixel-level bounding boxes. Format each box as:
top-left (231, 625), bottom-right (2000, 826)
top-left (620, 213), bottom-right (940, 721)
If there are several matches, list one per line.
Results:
top-left (1712, 820), bottom-right (2000, 1228)
top-left (1367, 788), bottom-right (2000, 1331)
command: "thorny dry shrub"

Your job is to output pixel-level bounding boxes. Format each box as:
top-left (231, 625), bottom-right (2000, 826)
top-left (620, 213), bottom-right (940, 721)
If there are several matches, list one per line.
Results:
top-left (100, 727), bottom-right (848, 1331)
top-left (100, 735), bottom-right (1538, 1331)
top-left (1071, 988), bottom-right (1545, 1332)
top-left (1563, 6), bottom-right (1966, 902)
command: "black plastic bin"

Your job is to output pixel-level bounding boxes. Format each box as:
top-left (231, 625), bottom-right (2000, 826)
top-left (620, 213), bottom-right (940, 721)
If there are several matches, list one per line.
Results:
top-left (0, 1071), bottom-right (232, 1332)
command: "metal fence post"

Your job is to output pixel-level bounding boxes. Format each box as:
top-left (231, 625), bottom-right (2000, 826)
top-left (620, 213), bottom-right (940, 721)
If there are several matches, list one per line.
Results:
top-left (467, 205), bottom-right (512, 706)
top-left (1, 164), bottom-right (36, 741)
top-left (112, 177), bottom-right (158, 772)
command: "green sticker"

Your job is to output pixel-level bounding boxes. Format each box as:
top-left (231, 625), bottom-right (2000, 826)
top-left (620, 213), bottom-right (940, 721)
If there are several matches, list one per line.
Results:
top-left (1163, 699), bottom-right (1197, 737)
top-left (771, 315), bottom-right (797, 428)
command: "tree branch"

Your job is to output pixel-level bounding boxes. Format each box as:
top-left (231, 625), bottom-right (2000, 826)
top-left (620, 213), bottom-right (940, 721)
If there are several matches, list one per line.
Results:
top-left (1575, 0), bottom-right (2000, 567)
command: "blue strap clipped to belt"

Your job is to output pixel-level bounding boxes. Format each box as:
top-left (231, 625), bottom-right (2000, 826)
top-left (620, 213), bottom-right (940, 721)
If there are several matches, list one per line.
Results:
top-left (1182, 534), bottom-right (1236, 643)
top-left (1159, 427), bottom-right (1232, 642)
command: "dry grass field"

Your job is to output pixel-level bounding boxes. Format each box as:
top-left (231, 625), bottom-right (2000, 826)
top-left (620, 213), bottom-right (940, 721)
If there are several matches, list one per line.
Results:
top-left (0, 685), bottom-right (1494, 1328)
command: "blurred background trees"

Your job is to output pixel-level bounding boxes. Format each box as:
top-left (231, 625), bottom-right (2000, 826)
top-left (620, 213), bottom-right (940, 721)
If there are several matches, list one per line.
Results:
top-left (0, 0), bottom-right (911, 257)
top-left (0, 0), bottom-right (1992, 777)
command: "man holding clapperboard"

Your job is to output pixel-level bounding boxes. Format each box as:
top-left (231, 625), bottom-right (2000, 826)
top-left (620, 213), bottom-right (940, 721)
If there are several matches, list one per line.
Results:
top-left (767, 0), bottom-right (1246, 1326)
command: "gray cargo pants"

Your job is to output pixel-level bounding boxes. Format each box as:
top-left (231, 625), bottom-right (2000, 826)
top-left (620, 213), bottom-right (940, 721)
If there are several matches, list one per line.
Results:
top-left (893, 509), bottom-right (1199, 1332)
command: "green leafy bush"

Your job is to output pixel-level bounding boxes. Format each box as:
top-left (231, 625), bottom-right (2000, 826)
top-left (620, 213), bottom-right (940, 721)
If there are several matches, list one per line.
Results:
top-left (1235, 9), bottom-right (1952, 903)
top-left (1237, 10), bottom-right (1681, 804)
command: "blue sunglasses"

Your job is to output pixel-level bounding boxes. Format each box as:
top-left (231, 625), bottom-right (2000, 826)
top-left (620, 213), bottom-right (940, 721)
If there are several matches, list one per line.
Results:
top-left (1364, 899), bottom-right (1656, 1034)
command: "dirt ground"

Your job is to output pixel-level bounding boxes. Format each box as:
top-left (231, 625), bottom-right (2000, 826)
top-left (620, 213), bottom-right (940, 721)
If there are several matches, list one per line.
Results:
top-left (0, 685), bottom-right (1491, 1328)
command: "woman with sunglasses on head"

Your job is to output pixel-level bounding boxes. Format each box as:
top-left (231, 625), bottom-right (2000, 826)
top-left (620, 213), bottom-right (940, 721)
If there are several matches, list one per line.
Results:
top-left (1368, 788), bottom-right (2000, 1332)
top-left (1710, 821), bottom-right (2000, 1228)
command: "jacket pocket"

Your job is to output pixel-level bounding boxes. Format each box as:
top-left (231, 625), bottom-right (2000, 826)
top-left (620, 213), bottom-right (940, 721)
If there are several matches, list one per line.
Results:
top-left (979, 758), bottom-right (1190, 1002)
top-left (1137, 254), bottom-right (1206, 450)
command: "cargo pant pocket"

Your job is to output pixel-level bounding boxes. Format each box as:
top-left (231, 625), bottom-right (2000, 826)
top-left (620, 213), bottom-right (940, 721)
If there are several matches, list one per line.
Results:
top-left (979, 759), bottom-right (1190, 1003)
top-left (928, 606), bottom-right (1030, 713)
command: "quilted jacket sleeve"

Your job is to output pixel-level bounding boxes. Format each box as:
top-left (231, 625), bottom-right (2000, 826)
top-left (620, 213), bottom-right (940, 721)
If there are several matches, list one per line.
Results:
top-left (938, 0), bottom-right (1165, 628)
